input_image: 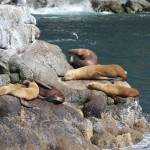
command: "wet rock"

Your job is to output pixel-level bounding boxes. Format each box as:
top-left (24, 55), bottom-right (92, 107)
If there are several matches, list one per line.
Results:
top-left (125, 0), bottom-right (143, 12)
top-left (108, 2), bottom-right (125, 13)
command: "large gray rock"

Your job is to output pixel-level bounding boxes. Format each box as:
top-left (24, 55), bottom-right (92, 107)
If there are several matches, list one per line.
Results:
top-left (9, 40), bottom-right (73, 83)
top-left (0, 5), bottom-right (39, 60)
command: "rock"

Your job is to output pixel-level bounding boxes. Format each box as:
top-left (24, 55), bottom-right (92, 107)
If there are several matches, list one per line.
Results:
top-left (91, 0), bottom-right (150, 13)
top-left (143, 6), bottom-right (150, 11)
top-left (9, 73), bottom-right (20, 83)
top-left (0, 95), bottom-right (21, 117)
top-left (0, 97), bottom-right (99, 150)
top-left (108, 1), bottom-right (125, 13)
top-left (0, 5), bottom-right (39, 60)
top-left (0, 74), bottom-right (10, 86)
top-left (125, 0), bottom-right (143, 12)
top-left (0, 60), bottom-right (9, 74)
top-left (9, 40), bottom-right (72, 83)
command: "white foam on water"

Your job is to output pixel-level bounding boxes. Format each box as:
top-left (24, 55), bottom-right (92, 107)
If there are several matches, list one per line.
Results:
top-left (121, 129), bottom-right (150, 150)
top-left (30, 0), bottom-right (95, 15)
top-left (47, 38), bottom-right (77, 43)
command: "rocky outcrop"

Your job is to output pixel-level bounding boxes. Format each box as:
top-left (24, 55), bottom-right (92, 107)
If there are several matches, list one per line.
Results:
top-left (0, 4), bottom-right (149, 150)
top-left (0, 5), bottom-right (40, 60)
top-left (91, 0), bottom-right (150, 13)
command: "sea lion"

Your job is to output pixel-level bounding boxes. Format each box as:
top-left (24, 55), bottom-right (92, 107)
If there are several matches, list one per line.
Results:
top-left (34, 79), bottom-right (65, 104)
top-left (69, 48), bottom-right (98, 68)
top-left (87, 82), bottom-right (139, 98)
top-left (0, 80), bottom-right (39, 100)
top-left (64, 64), bottom-right (127, 81)
top-left (0, 80), bottom-right (39, 107)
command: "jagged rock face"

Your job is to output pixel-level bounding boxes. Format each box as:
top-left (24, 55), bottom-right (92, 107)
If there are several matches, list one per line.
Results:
top-left (91, 0), bottom-right (150, 13)
top-left (0, 97), bottom-right (99, 150)
top-left (0, 5), bottom-right (40, 60)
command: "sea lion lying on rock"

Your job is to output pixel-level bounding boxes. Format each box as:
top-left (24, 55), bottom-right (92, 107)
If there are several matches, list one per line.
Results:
top-left (64, 64), bottom-right (127, 81)
top-left (87, 82), bottom-right (139, 98)
top-left (34, 79), bottom-right (65, 104)
top-left (0, 80), bottom-right (39, 100)
top-left (0, 80), bottom-right (39, 107)
top-left (69, 48), bottom-right (98, 68)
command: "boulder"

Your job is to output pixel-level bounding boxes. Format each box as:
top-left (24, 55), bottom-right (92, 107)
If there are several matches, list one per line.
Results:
top-left (108, 1), bottom-right (125, 13)
top-left (125, 0), bottom-right (143, 12)
top-left (0, 5), bottom-right (39, 60)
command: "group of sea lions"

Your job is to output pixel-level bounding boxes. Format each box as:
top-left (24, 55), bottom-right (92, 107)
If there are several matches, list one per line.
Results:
top-left (0, 48), bottom-right (139, 107)
top-left (65, 48), bottom-right (139, 101)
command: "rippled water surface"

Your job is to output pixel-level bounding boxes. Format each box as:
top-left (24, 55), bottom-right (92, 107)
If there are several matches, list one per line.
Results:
top-left (35, 13), bottom-right (150, 114)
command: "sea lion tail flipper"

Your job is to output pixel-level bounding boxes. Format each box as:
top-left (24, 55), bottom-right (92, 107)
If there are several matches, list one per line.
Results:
top-left (20, 98), bottom-right (33, 108)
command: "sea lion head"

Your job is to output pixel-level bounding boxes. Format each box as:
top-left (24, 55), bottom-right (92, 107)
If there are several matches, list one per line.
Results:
top-left (64, 70), bottom-right (76, 81)
top-left (69, 48), bottom-right (88, 59)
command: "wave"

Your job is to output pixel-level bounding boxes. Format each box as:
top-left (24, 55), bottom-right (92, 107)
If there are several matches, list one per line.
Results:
top-left (121, 129), bottom-right (150, 150)
top-left (30, 0), bottom-right (94, 15)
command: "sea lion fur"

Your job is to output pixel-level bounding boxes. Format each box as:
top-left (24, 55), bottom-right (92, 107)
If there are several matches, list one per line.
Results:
top-left (69, 48), bottom-right (98, 68)
top-left (34, 79), bottom-right (65, 104)
top-left (87, 82), bottom-right (139, 98)
top-left (0, 80), bottom-right (39, 100)
top-left (64, 64), bottom-right (127, 81)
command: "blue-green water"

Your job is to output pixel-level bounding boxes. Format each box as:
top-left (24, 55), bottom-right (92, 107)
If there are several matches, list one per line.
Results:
top-left (35, 13), bottom-right (150, 114)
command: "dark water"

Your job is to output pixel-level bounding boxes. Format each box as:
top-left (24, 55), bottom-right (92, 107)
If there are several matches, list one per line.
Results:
top-left (34, 13), bottom-right (150, 113)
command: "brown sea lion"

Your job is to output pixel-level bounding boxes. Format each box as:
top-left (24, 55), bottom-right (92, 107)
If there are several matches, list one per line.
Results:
top-left (69, 48), bottom-right (98, 68)
top-left (0, 80), bottom-right (39, 107)
top-left (0, 80), bottom-right (39, 100)
top-left (87, 82), bottom-right (139, 98)
top-left (34, 79), bottom-right (65, 104)
top-left (64, 64), bottom-right (127, 81)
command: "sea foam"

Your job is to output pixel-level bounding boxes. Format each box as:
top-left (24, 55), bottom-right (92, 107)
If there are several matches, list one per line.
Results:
top-left (30, 0), bottom-right (94, 15)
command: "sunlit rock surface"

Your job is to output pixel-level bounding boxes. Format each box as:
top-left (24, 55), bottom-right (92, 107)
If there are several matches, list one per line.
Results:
top-left (0, 5), bottom-right (39, 60)
top-left (0, 4), bottom-right (149, 150)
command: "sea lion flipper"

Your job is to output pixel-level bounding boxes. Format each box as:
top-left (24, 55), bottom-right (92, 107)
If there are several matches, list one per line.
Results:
top-left (34, 79), bottom-right (53, 90)
top-left (38, 95), bottom-right (46, 100)
top-left (20, 98), bottom-right (33, 108)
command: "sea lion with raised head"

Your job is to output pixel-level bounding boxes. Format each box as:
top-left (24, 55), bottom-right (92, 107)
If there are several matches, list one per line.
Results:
top-left (64, 64), bottom-right (127, 81)
top-left (87, 82), bottom-right (139, 98)
top-left (34, 79), bottom-right (65, 104)
top-left (69, 48), bottom-right (98, 68)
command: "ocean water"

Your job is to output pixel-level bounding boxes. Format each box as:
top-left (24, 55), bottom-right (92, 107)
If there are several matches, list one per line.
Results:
top-left (31, 5), bottom-right (150, 149)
